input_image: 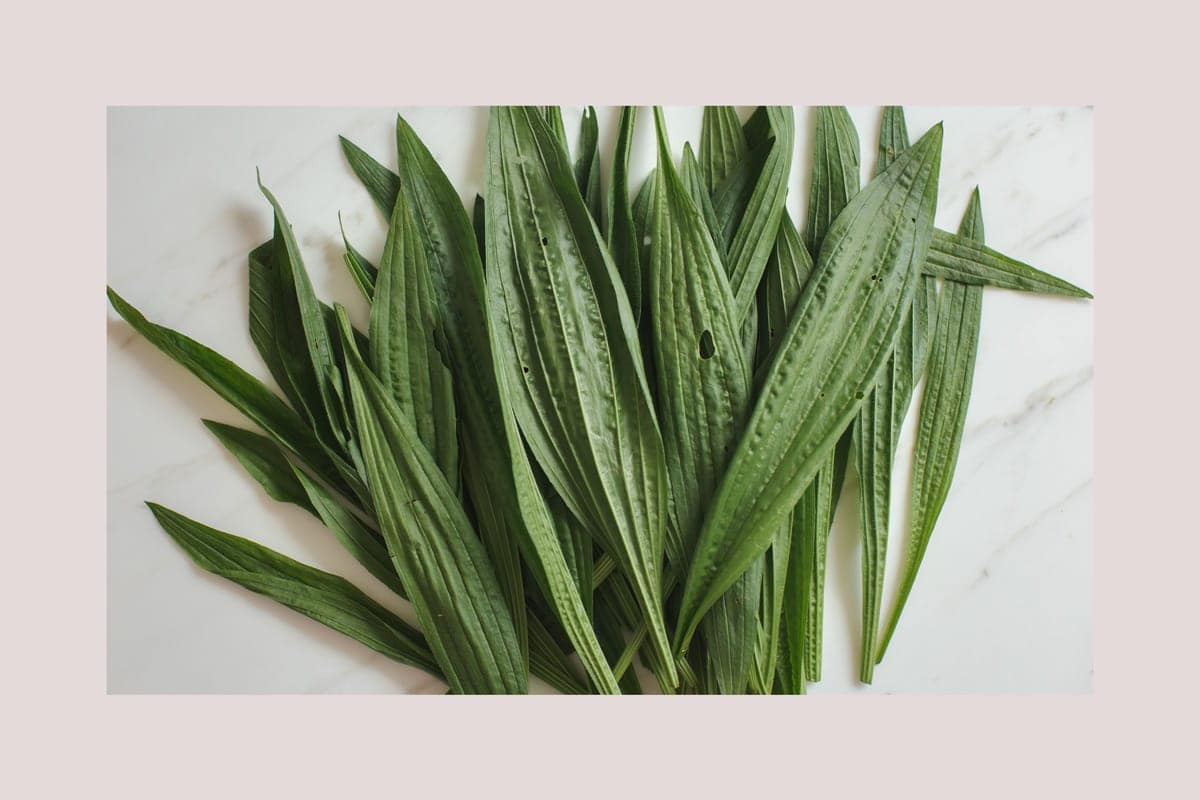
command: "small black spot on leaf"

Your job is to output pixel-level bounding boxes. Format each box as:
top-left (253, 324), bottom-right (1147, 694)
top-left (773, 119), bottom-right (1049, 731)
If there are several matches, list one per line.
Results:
top-left (698, 330), bottom-right (715, 359)
top-left (541, 237), bottom-right (549, 245)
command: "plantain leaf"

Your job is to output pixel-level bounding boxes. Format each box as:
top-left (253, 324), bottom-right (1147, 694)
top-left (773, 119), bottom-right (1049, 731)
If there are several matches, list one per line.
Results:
top-left (877, 188), bottom-right (988, 664)
top-left (203, 419), bottom-right (314, 513)
top-left (339, 135), bottom-right (401, 219)
top-left (541, 106), bottom-right (569, 153)
top-left (146, 502), bottom-right (442, 680)
top-left (255, 176), bottom-right (350, 457)
top-left (337, 308), bottom-right (526, 694)
top-left (675, 124), bottom-right (945, 654)
top-left (648, 108), bottom-right (758, 693)
top-left (107, 288), bottom-right (354, 499)
top-left (391, 114), bottom-right (618, 692)
top-left (485, 106), bottom-right (676, 688)
top-left (876, 105), bottom-right (909, 175)
top-left (389, 118), bottom-right (529, 665)
top-left (574, 106), bottom-right (603, 223)
top-left (804, 106), bottom-right (862, 255)
top-left (854, 106), bottom-right (937, 683)
top-left (606, 106), bottom-right (643, 321)
top-left (369, 185), bottom-right (459, 484)
top-left (700, 106), bottom-right (748, 197)
top-left (527, 613), bottom-right (589, 694)
top-left (925, 230), bottom-right (1092, 297)
top-left (725, 107), bottom-right (794, 323)
top-left (338, 214), bottom-right (378, 302)
top-left (679, 143), bottom-right (724, 251)
top-left (789, 106), bottom-right (863, 682)
top-left (632, 168), bottom-right (658, 285)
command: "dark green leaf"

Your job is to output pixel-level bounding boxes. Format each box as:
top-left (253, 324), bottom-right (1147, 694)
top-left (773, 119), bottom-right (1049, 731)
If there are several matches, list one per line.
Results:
top-left (337, 309), bottom-right (526, 694)
top-left (675, 124), bottom-right (945, 654)
top-left (878, 189), bottom-right (987, 663)
top-left (146, 502), bottom-right (442, 680)
top-left (484, 106), bottom-right (675, 688)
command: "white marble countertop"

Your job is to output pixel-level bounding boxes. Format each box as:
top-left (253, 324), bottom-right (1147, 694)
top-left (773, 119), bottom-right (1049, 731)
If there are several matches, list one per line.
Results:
top-left (107, 106), bottom-right (1093, 694)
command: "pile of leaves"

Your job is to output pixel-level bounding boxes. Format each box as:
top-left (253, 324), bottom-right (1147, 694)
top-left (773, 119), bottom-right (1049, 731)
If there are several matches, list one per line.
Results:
top-left (108, 106), bottom-right (1091, 694)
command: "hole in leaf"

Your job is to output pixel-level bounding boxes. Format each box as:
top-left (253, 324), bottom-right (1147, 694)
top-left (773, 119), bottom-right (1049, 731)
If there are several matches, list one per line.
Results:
top-left (522, 365), bottom-right (530, 374)
top-left (541, 237), bottom-right (548, 245)
top-left (698, 330), bottom-right (715, 359)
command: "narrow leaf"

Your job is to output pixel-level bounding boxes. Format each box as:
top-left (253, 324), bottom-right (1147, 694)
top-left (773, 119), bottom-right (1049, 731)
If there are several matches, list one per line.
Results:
top-left (338, 310), bottom-right (526, 694)
top-left (699, 106), bottom-right (748, 196)
top-left (605, 106), bottom-right (643, 321)
top-left (878, 189), bottom-right (987, 663)
top-left (485, 106), bottom-right (676, 688)
top-left (369, 186), bottom-right (459, 483)
top-left (394, 114), bottom-right (620, 692)
top-left (925, 229), bottom-right (1092, 298)
top-left (574, 106), bottom-right (603, 222)
top-left (675, 124), bottom-right (945, 653)
top-left (648, 107), bottom-right (758, 693)
top-left (107, 288), bottom-right (350, 497)
top-left (146, 502), bottom-right (442, 680)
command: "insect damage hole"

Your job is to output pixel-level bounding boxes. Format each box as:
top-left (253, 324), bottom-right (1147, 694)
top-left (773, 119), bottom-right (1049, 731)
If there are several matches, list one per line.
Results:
top-left (698, 329), bottom-right (715, 359)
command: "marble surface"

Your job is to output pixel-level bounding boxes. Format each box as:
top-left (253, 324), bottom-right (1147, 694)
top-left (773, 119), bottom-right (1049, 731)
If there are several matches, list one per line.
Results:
top-left (107, 106), bottom-right (1093, 694)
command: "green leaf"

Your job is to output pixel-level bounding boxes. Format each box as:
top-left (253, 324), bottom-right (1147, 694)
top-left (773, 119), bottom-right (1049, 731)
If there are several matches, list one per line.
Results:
top-left (725, 107), bottom-right (794, 323)
top-left (679, 143), bottom-right (724, 251)
top-left (339, 135), bottom-right (402, 219)
top-left (336, 308), bottom-right (526, 694)
top-left (632, 168), bottom-right (658, 287)
top-left (574, 106), bottom-right (603, 222)
top-left (107, 288), bottom-right (352, 498)
top-left (484, 106), bottom-right (676, 689)
top-left (925, 229), bottom-right (1092, 298)
top-left (700, 106), bottom-right (748, 196)
top-left (369, 184), bottom-right (459, 484)
top-left (853, 105), bottom-right (937, 683)
top-left (878, 188), bottom-right (987, 664)
top-left (541, 106), bottom-right (569, 152)
top-left (256, 176), bottom-right (349, 454)
top-left (606, 107), bottom-right (643, 322)
top-left (760, 214), bottom-right (813, 355)
top-left (203, 419), bottom-right (314, 513)
top-left (675, 124), bottom-right (945, 654)
top-left (648, 108), bottom-right (758, 693)
top-left (805, 106), bottom-right (861, 256)
top-left (146, 502), bottom-right (442, 680)
top-left (875, 105), bottom-right (909, 176)
top-left (711, 137), bottom-right (771, 256)
top-left (391, 117), bottom-right (529, 666)
top-left (338, 214), bottom-right (378, 302)
top-left (527, 613), bottom-right (590, 694)
top-left (396, 115), bottom-right (626, 693)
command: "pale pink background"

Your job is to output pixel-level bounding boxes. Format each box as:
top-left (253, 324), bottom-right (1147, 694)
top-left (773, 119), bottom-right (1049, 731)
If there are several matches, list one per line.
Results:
top-left (8, 0), bottom-right (1195, 796)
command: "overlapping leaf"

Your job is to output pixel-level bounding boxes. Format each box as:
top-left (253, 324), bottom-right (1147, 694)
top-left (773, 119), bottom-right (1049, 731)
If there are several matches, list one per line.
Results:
top-left (336, 309), bottom-right (526, 694)
top-left (146, 502), bottom-right (442, 679)
top-left (648, 108), bottom-right (758, 693)
top-left (675, 124), bottom-right (945, 653)
top-left (484, 106), bottom-right (676, 687)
